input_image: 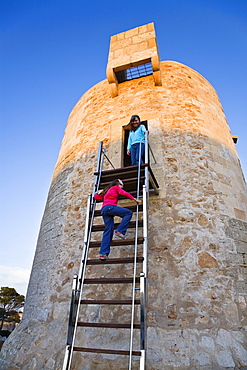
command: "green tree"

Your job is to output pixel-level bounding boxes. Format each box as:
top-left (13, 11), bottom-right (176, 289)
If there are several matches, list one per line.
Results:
top-left (0, 287), bottom-right (25, 331)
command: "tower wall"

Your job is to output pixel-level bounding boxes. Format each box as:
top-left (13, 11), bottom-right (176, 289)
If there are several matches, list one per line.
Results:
top-left (1, 60), bottom-right (247, 369)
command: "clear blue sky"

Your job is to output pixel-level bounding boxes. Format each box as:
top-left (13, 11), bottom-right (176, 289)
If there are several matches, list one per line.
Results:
top-left (1, 0), bottom-right (247, 295)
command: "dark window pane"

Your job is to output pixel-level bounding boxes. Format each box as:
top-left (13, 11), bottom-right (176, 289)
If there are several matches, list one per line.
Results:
top-left (115, 62), bottom-right (153, 83)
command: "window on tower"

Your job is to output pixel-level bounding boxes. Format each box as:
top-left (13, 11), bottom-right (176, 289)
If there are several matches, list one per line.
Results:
top-left (115, 62), bottom-right (153, 84)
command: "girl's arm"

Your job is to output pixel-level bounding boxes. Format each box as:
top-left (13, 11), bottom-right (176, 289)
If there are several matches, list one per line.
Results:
top-left (118, 187), bottom-right (134, 200)
top-left (118, 188), bottom-right (141, 204)
top-left (134, 198), bottom-right (142, 204)
top-left (127, 132), bottom-right (132, 151)
top-left (94, 192), bottom-right (104, 201)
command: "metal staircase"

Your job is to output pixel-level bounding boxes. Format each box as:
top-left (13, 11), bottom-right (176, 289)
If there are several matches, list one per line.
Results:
top-left (63, 133), bottom-right (159, 369)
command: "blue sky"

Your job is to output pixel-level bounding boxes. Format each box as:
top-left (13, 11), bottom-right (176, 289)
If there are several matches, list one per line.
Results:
top-left (1, 0), bottom-right (247, 295)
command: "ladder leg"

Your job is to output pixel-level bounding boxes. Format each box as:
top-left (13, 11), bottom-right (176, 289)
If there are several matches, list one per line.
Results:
top-left (62, 345), bottom-right (71, 370)
top-left (140, 273), bottom-right (147, 368)
top-left (140, 349), bottom-right (146, 370)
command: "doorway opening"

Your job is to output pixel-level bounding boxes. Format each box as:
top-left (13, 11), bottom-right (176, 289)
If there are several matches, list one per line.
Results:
top-left (122, 120), bottom-right (148, 167)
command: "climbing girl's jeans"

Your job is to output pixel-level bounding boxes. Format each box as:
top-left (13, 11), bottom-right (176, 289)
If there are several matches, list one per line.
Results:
top-left (130, 142), bottom-right (145, 166)
top-left (99, 205), bottom-right (133, 255)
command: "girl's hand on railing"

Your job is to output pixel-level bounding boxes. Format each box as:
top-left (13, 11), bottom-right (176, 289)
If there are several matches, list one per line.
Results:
top-left (134, 198), bottom-right (142, 205)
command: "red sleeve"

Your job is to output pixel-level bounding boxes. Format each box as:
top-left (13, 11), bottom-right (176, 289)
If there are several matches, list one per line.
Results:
top-left (94, 193), bottom-right (104, 201)
top-left (118, 187), bottom-right (135, 200)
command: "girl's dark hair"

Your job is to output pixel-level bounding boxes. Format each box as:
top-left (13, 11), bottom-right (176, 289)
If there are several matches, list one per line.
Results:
top-left (101, 179), bottom-right (121, 195)
top-left (129, 115), bottom-right (141, 131)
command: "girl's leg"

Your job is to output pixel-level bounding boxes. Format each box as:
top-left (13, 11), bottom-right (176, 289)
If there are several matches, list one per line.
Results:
top-left (140, 142), bottom-right (145, 164)
top-left (136, 143), bottom-right (145, 165)
top-left (100, 207), bottom-right (115, 255)
top-left (130, 144), bottom-right (138, 165)
top-left (109, 206), bottom-right (133, 235)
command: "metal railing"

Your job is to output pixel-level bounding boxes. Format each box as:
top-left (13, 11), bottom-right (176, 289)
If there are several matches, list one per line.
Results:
top-left (128, 131), bottom-right (148, 370)
top-left (62, 142), bottom-right (105, 370)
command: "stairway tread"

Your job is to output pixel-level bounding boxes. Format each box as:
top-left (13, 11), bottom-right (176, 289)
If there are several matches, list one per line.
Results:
top-left (73, 347), bottom-right (141, 356)
top-left (80, 299), bottom-right (140, 305)
top-left (89, 237), bottom-right (144, 248)
top-left (92, 220), bottom-right (142, 232)
top-left (94, 204), bottom-right (143, 217)
top-left (100, 176), bottom-right (145, 188)
top-left (84, 257), bottom-right (144, 265)
top-left (84, 277), bottom-right (140, 284)
top-left (77, 321), bottom-right (140, 329)
top-left (95, 190), bottom-right (143, 202)
top-left (94, 164), bottom-right (148, 177)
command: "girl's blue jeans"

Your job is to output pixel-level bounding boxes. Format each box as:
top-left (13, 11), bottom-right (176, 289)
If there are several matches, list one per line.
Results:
top-left (99, 205), bottom-right (133, 255)
top-left (130, 142), bottom-right (145, 165)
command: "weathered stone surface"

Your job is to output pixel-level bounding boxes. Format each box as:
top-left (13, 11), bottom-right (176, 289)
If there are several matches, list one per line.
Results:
top-left (198, 251), bottom-right (218, 268)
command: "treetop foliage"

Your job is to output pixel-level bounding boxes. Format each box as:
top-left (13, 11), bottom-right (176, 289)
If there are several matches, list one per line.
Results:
top-left (0, 287), bottom-right (25, 312)
top-left (0, 287), bottom-right (25, 332)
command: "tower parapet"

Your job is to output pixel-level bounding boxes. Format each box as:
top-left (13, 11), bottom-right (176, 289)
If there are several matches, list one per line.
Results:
top-left (107, 22), bottom-right (162, 97)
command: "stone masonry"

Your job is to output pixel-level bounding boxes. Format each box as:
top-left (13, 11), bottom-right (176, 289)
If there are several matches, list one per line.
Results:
top-left (1, 24), bottom-right (247, 369)
top-left (107, 22), bottom-right (162, 97)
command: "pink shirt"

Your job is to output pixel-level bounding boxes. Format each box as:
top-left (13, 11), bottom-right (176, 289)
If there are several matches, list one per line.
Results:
top-left (94, 186), bottom-right (135, 208)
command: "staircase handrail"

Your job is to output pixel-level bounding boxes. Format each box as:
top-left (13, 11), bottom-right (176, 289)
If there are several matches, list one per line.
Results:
top-left (129, 131), bottom-right (148, 369)
top-left (63, 141), bottom-right (105, 370)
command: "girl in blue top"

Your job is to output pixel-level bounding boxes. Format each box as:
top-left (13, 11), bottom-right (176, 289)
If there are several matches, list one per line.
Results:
top-left (127, 115), bottom-right (147, 166)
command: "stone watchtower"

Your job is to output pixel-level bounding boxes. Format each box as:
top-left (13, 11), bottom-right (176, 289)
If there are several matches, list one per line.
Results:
top-left (1, 23), bottom-right (247, 369)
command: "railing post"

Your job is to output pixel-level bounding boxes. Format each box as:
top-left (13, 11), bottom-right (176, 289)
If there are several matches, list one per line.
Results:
top-left (140, 272), bottom-right (147, 369)
top-left (140, 181), bottom-right (148, 369)
top-left (93, 141), bottom-right (104, 195)
top-left (144, 130), bottom-right (149, 193)
top-left (63, 141), bottom-right (106, 370)
top-left (62, 274), bottom-right (78, 370)
top-left (142, 185), bottom-right (148, 278)
top-left (77, 194), bottom-right (92, 279)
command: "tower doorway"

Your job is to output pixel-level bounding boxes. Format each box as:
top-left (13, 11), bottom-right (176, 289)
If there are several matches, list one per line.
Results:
top-left (122, 120), bottom-right (148, 167)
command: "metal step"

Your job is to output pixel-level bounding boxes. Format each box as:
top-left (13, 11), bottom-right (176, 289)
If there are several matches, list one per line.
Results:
top-left (84, 257), bottom-right (144, 265)
top-left (92, 220), bottom-right (142, 232)
top-left (100, 176), bottom-right (145, 189)
top-left (73, 347), bottom-right (141, 356)
top-left (83, 277), bottom-right (140, 284)
top-left (89, 237), bottom-right (144, 248)
top-left (94, 164), bottom-right (148, 178)
top-left (77, 322), bottom-right (141, 329)
top-left (80, 299), bottom-right (140, 305)
top-left (94, 189), bottom-right (143, 202)
top-left (94, 204), bottom-right (143, 217)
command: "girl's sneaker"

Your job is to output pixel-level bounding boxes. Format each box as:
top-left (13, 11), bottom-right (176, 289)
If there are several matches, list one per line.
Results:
top-left (114, 230), bottom-right (126, 239)
top-left (99, 254), bottom-right (109, 260)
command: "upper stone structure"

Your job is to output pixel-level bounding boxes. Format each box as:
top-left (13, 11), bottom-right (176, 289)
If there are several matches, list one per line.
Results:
top-left (106, 22), bottom-right (162, 97)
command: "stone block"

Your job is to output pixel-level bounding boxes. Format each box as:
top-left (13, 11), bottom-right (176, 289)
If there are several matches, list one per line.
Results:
top-left (138, 24), bottom-right (148, 34)
top-left (234, 208), bottom-right (247, 221)
top-left (148, 37), bottom-right (157, 48)
top-left (237, 241), bottom-right (247, 254)
top-left (193, 352), bottom-right (213, 366)
top-left (215, 350), bottom-right (235, 367)
top-left (124, 27), bottom-right (139, 38)
top-left (236, 281), bottom-right (247, 294)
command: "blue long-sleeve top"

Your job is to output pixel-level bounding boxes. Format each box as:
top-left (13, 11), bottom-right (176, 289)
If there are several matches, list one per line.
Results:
top-left (127, 124), bottom-right (146, 151)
